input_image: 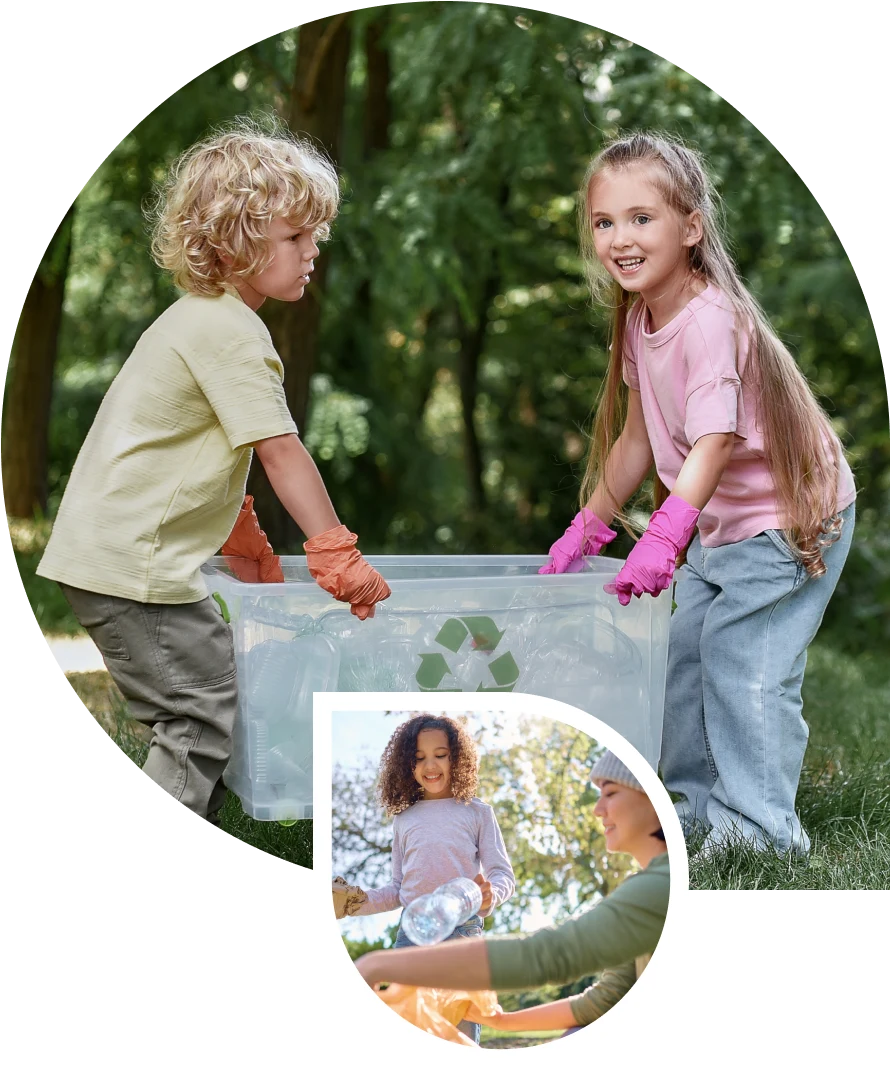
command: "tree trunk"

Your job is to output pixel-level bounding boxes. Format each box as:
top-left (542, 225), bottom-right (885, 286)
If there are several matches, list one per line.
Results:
top-left (353, 10), bottom-right (392, 409)
top-left (363, 13), bottom-right (391, 157)
top-left (457, 273), bottom-right (498, 520)
top-left (248, 13), bottom-right (353, 550)
top-left (456, 184), bottom-right (509, 524)
top-left (352, 10), bottom-right (391, 366)
top-left (2, 204), bottom-right (76, 518)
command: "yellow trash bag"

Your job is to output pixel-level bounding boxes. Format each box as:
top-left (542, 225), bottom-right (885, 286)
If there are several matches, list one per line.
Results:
top-left (376, 983), bottom-right (499, 1046)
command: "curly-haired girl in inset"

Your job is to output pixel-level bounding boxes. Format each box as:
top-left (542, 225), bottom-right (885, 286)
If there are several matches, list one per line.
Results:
top-left (342, 714), bottom-right (515, 1044)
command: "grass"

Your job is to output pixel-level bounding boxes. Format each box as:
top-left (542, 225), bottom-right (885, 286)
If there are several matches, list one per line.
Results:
top-left (688, 825), bottom-right (890, 890)
top-left (16, 518), bottom-right (888, 888)
top-left (219, 793), bottom-right (312, 866)
top-left (481, 1028), bottom-right (561, 1048)
top-left (65, 641), bottom-right (890, 888)
top-left (689, 646), bottom-right (890, 889)
top-left (15, 519), bottom-right (313, 868)
top-left (66, 672), bottom-right (313, 869)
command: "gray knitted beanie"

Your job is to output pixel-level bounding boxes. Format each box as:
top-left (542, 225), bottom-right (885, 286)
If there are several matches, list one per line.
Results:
top-left (589, 750), bottom-right (644, 793)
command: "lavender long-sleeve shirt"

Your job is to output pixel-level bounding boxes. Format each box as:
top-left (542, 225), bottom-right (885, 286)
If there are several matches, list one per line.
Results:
top-left (356, 798), bottom-right (515, 919)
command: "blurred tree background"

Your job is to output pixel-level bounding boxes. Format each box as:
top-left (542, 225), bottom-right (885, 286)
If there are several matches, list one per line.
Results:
top-left (4, 2), bottom-right (887, 655)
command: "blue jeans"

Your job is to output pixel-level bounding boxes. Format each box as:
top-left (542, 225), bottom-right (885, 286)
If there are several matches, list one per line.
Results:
top-left (394, 914), bottom-right (484, 1044)
top-left (660, 505), bottom-right (854, 854)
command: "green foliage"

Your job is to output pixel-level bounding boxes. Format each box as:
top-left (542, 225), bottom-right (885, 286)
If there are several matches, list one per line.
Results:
top-left (303, 375), bottom-right (372, 480)
top-left (22, 3), bottom-right (888, 656)
top-left (8, 5), bottom-right (888, 895)
top-left (476, 718), bottom-right (634, 929)
top-left (341, 925), bottom-right (398, 959)
top-left (495, 973), bottom-right (598, 1014)
top-left (9, 519), bottom-right (82, 635)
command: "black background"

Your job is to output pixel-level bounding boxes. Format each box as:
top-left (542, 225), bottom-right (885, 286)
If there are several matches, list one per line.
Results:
top-left (10, 12), bottom-right (880, 1055)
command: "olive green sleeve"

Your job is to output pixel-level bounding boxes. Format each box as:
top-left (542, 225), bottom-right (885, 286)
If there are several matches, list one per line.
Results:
top-left (487, 854), bottom-right (669, 992)
top-left (568, 960), bottom-right (638, 1025)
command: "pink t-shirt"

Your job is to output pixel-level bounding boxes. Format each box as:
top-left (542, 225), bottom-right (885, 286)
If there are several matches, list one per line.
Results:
top-left (623, 284), bottom-right (856, 547)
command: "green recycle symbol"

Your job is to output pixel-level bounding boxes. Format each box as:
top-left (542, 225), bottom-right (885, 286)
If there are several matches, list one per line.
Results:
top-left (415, 616), bottom-right (521, 693)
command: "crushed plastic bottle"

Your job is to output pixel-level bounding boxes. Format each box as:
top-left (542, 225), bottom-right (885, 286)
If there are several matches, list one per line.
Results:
top-left (245, 602), bottom-right (314, 635)
top-left (400, 877), bottom-right (483, 946)
top-left (339, 639), bottom-right (418, 691)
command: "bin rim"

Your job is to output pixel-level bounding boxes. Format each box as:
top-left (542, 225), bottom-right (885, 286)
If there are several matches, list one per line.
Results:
top-left (201, 554), bottom-right (623, 592)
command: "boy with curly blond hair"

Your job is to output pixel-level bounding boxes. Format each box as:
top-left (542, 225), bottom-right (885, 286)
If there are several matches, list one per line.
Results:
top-left (39, 119), bottom-right (390, 823)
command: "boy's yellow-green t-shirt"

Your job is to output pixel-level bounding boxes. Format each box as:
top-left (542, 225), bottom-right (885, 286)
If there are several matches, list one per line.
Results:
top-left (37, 291), bottom-right (297, 604)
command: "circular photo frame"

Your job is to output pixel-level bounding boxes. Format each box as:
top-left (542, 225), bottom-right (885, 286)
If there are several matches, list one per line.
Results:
top-left (311, 692), bottom-right (692, 1059)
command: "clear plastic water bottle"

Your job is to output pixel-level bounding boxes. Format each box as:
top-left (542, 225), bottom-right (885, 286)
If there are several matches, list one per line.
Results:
top-left (400, 877), bottom-right (483, 946)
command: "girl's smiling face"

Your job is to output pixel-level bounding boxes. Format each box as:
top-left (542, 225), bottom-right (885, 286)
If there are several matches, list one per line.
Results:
top-left (588, 163), bottom-right (702, 306)
top-left (413, 729), bottom-right (454, 800)
top-left (593, 780), bottom-right (662, 857)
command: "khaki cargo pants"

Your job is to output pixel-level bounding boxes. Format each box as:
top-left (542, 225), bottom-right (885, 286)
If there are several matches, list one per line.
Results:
top-left (60, 585), bottom-right (238, 823)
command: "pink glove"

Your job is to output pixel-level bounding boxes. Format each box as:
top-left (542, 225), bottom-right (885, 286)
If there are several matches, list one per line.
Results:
top-left (604, 495), bottom-right (700, 605)
top-left (539, 508), bottom-right (617, 575)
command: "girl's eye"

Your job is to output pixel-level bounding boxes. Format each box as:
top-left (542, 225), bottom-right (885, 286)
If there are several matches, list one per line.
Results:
top-left (594, 219), bottom-right (611, 230)
top-left (634, 214), bottom-right (651, 225)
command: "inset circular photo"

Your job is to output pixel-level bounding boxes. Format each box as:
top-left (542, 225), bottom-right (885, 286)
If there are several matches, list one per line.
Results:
top-left (330, 706), bottom-right (681, 1048)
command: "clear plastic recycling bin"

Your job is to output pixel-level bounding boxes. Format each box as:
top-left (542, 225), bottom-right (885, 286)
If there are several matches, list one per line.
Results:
top-left (202, 555), bottom-right (671, 820)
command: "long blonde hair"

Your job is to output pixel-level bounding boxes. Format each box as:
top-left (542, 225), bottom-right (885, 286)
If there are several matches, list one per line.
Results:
top-left (579, 132), bottom-right (846, 576)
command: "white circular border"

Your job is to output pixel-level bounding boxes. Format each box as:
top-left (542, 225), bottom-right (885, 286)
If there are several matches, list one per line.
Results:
top-left (311, 687), bottom-right (692, 1063)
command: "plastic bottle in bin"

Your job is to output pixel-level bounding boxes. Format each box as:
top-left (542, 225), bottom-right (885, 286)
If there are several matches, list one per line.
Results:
top-left (400, 877), bottom-right (483, 946)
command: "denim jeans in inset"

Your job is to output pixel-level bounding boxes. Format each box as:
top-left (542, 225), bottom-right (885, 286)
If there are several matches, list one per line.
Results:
top-left (660, 504), bottom-right (854, 854)
top-left (394, 914), bottom-right (484, 1044)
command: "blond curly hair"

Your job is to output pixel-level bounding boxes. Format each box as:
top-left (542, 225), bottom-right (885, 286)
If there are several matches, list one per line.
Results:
top-left (147, 116), bottom-right (340, 297)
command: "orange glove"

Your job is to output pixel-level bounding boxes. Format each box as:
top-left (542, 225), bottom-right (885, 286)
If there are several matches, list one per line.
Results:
top-left (220, 495), bottom-right (284, 583)
top-left (304, 524), bottom-right (391, 620)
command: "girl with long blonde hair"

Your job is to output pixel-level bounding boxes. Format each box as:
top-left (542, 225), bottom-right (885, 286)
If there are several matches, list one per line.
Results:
top-left (541, 132), bottom-right (855, 855)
